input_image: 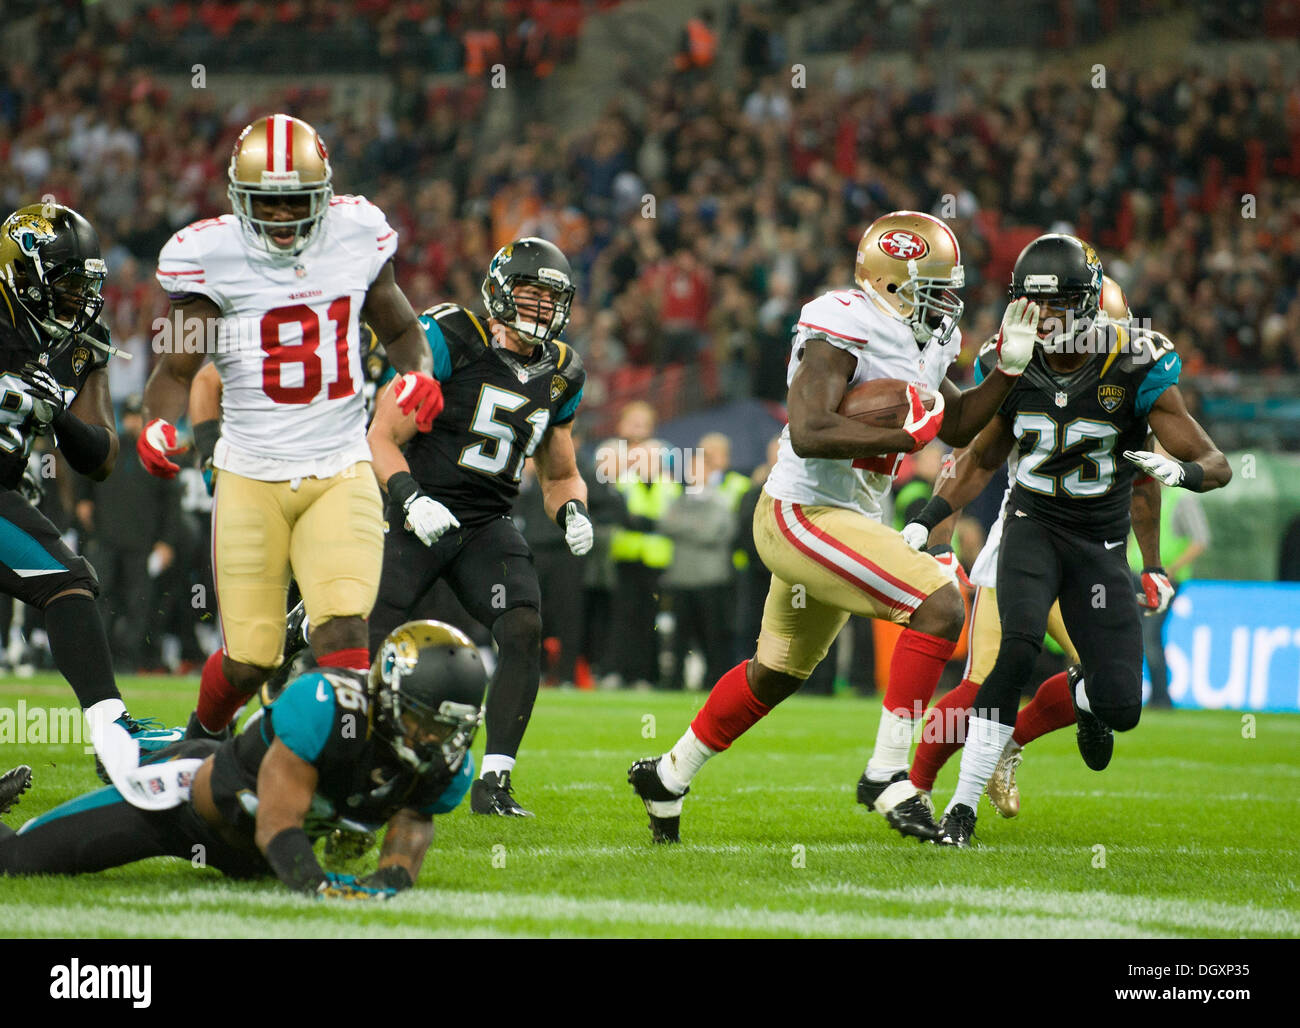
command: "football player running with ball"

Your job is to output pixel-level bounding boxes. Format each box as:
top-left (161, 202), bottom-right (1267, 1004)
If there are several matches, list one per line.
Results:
top-left (141, 114), bottom-right (443, 740)
top-left (0, 203), bottom-right (180, 783)
top-left (629, 211), bottom-right (1037, 844)
top-left (367, 238), bottom-right (591, 817)
top-left (912, 235), bottom-right (1230, 847)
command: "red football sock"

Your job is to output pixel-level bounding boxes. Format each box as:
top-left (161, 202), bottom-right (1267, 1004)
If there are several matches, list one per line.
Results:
top-left (317, 647), bottom-right (370, 672)
top-left (884, 628), bottom-right (957, 717)
top-left (1013, 670), bottom-right (1075, 746)
top-left (196, 649), bottom-right (248, 732)
top-left (690, 660), bottom-right (773, 752)
top-left (910, 677), bottom-right (980, 791)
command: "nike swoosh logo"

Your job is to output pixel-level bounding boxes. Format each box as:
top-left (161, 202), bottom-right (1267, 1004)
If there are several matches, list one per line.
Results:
top-left (1162, 357), bottom-right (1176, 370)
top-left (1104, 540), bottom-right (1124, 549)
top-left (176, 233), bottom-right (185, 242)
top-left (834, 295), bottom-right (850, 306)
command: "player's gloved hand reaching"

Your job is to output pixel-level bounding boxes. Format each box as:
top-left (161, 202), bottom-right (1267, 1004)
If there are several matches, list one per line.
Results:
top-left (17, 362), bottom-right (65, 433)
top-left (1139, 567), bottom-right (1175, 614)
top-left (1123, 449), bottom-right (1202, 490)
top-left (901, 521), bottom-right (929, 551)
top-left (138, 418), bottom-right (185, 478)
top-left (996, 297), bottom-right (1039, 376)
top-left (394, 372), bottom-right (444, 432)
top-left (316, 872), bottom-right (399, 901)
top-left (902, 384), bottom-right (944, 453)
top-left (556, 499), bottom-right (593, 556)
top-left (404, 494), bottom-right (459, 547)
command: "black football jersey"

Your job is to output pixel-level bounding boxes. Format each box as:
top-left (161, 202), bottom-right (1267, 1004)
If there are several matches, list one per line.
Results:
top-left (399, 302), bottom-right (585, 528)
top-left (975, 326), bottom-right (1181, 540)
top-left (0, 287), bottom-right (109, 490)
top-left (208, 667), bottom-right (471, 840)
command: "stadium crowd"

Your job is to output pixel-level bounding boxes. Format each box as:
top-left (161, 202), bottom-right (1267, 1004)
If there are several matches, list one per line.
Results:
top-left (0, 0), bottom-right (1294, 685)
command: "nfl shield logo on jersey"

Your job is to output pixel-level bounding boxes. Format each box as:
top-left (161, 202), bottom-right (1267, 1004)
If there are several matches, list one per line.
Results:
top-left (1054, 390), bottom-right (1068, 408)
top-left (1098, 384), bottom-right (1125, 413)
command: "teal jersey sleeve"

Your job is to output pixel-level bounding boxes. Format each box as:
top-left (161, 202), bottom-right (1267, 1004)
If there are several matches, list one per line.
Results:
top-left (556, 386), bottom-right (583, 424)
top-left (972, 360), bottom-right (985, 386)
top-left (1136, 350), bottom-right (1181, 417)
top-left (271, 673), bottom-right (337, 764)
top-left (416, 315), bottom-right (453, 382)
top-left (421, 753), bottom-right (475, 815)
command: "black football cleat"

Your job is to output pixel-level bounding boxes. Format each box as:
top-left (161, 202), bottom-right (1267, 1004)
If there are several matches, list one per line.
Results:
top-left (938, 803), bottom-right (977, 847)
top-left (627, 758), bottom-right (688, 844)
top-left (856, 768), bottom-right (909, 811)
top-left (0, 765), bottom-right (32, 817)
top-left (871, 777), bottom-right (941, 842)
top-left (183, 710), bottom-right (233, 743)
top-left (1066, 664), bottom-right (1113, 771)
top-left (471, 771), bottom-right (534, 817)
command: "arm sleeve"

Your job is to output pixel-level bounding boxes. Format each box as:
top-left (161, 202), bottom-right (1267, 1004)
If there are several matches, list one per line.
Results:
top-left (156, 228), bottom-right (225, 309)
top-left (269, 674), bottom-right (337, 764)
top-left (1135, 350), bottom-right (1181, 417)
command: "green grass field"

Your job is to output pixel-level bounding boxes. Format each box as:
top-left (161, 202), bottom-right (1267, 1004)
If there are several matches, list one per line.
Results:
top-left (1, 675), bottom-right (1297, 938)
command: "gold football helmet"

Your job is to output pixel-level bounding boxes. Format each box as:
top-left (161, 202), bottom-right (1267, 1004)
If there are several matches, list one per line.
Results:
top-left (1100, 274), bottom-right (1131, 320)
top-left (228, 114), bottom-right (333, 256)
top-left (855, 210), bottom-right (964, 346)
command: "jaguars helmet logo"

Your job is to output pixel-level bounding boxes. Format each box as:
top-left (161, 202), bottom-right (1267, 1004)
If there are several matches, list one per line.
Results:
top-left (5, 212), bottom-right (56, 256)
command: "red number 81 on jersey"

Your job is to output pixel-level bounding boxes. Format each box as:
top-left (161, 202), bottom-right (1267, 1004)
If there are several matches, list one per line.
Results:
top-left (260, 297), bottom-right (355, 404)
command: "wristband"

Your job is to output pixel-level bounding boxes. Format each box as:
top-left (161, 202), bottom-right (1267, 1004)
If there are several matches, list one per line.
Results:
top-left (910, 495), bottom-right (954, 533)
top-left (51, 410), bottom-right (111, 475)
top-left (362, 865), bottom-right (414, 892)
top-left (1143, 566), bottom-right (1168, 576)
top-left (264, 827), bottom-right (327, 894)
top-left (192, 419), bottom-right (220, 468)
top-left (555, 498), bottom-right (590, 530)
top-left (1178, 461), bottom-right (1204, 491)
top-left (386, 470), bottom-right (421, 510)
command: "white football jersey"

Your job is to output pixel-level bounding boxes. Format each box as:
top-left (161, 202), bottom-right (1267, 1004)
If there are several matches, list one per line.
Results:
top-left (155, 195), bottom-right (398, 480)
top-left (968, 452), bottom-right (1019, 589)
top-left (764, 288), bottom-right (961, 520)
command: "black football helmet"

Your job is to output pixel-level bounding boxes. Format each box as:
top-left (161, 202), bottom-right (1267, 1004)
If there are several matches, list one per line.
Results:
top-left (1009, 233), bottom-right (1103, 340)
top-left (0, 203), bottom-right (107, 359)
top-left (481, 237), bottom-right (575, 345)
top-left (369, 620), bottom-right (486, 777)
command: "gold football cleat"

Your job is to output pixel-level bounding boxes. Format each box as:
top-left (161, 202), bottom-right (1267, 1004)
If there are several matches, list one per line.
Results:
top-left (986, 739), bottom-right (1023, 818)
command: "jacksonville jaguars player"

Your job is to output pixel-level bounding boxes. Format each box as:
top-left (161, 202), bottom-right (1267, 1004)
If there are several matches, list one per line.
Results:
top-left (0, 203), bottom-right (179, 784)
top-left (908, 234), bottom-right (1231, 846)
top-left (367, 238), bottom-right (592, 817)
top-left (0, 621), bottom-right (485, 898)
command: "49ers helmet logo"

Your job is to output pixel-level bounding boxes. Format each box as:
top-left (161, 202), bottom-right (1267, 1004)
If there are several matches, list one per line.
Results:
top-left (877, 229), bottom-right (929, 260)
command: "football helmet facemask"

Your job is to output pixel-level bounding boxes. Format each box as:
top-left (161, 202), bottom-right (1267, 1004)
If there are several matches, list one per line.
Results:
top-left (481, 237), bottom-right (575, 345)
top-left (855, 210), bottom-right (964, 347)
top-left (1010, 234), bottom-right (1104, 344)
top-left (369, 620), bottom-right (486, 778)
top-left (0, 203), bottom-right (106, 359)
top-left (228, 114), bottom-right (333, 257)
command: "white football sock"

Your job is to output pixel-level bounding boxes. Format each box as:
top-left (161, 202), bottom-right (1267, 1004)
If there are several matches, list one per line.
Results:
top-left (86, 698), bottom-right (136, 785)
top-left (866, 707), bottom-right (917, 781)
top-left (946, 715), bottom-right (1014, 814)
top-left (657, 727), bottom-right (715, 794)
top-left (1074, 676), bottom-right (1093, 714)
top-left (481, 754), bottom-right (516, 778)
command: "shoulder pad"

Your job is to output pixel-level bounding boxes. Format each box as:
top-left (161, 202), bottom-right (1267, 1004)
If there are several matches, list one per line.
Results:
top-left (1103, 324), bottom-right (1176, 378)
top-left (550, 339), bottom-right (585, 382)
top-left (796, 292), bottom-right (871, 349)
top-left (326, 195), bottom-right (397, 268)
top-left (156, 217), bottom-right (236, 302)
top-left (420, 302), bottom-right (492, 364)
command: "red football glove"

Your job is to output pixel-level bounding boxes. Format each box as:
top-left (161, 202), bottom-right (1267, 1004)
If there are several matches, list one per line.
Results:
top-left (138, 418), bottom-right (184, 479)
top-left (902, 384), bottom-right (944, 453)
top-left (394, 373), bottom-right (444, 432)
top-left (1139, 567), bottom-right (1175, 614)
top-left (927, 544), bottom-right (971, 589)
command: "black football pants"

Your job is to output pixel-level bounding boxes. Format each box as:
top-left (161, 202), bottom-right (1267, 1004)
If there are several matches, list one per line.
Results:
top-left (974, 513), bottom-right (1144, 732)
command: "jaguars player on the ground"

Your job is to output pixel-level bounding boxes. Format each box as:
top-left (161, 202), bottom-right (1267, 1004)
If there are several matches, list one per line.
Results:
top-left (367, 238), bottom-right (593, 818)
top-left (0, 203), bottom-right (179, 785)
top-left (0, 621), bottom-right (485, 897)
top-left (911, 234), bottom-right (1231, 847)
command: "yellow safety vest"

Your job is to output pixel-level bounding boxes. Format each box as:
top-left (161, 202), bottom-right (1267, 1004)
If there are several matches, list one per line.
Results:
top-left (611, 479), bottom-right (682, 569)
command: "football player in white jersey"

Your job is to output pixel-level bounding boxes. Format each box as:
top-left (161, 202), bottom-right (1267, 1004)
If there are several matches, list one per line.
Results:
top-left (140, 114), bottom-right (444, 739)
top-left (902, 276), bottom-right (1169, 817)
top-left (629, 210), bottom-right (1039, 843)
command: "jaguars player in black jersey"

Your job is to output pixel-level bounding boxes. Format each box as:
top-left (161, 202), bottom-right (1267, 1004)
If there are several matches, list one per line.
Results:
top-left (0, 203), bottom-right (179, 782)
top-left (368, 238), bottom-right (592, 817)
top-left (0, 620), bottom-right (485, 897)
top-left (906, 234), bottom-right (1231, 846)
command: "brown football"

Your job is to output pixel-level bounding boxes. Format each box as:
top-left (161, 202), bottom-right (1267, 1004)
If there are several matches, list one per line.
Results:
top-left (837, 378), bottom-right (935, 429)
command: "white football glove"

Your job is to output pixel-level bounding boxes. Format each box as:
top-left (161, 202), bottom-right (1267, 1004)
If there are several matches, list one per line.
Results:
top-left (1123, 449), bottom-right (1185, 487)
top-left (996, 297), bottom-right (1040, 375)
top-left (1139, 568), bottom-right (1175, 614)
top-left (901, 521), bottom-right (929, 551)
top-left (403, 494), bottom-right (460, 547)
top-left (563, 509), bottom-right (594, 556)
